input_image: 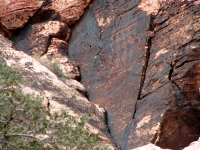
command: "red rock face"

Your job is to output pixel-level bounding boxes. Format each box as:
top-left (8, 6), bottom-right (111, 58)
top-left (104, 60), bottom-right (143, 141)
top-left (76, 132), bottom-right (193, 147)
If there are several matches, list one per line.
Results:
top-left (142, 1), bottom-right (200, 149)
top-left (1, 0), bottom-right (200, 149)
top-left (29, 0), bottom-right (92, 25)
top-left (43, 38), bottom-right (81, 80)
top-left (68, 0), bottom-right (200, 149)
top-left (0, 0), bottom-right (43, 30)
top-left (47, 0), bottom-right (92, 25)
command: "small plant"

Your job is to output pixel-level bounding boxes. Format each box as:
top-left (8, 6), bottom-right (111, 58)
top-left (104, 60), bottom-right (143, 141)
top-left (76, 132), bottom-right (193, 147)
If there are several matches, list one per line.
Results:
top-left (49, 62), bottom-right (64, 78)
top-left (32, 55), bottom-right (65, 78)
top-left (0, 63), bottom-right (110, 150)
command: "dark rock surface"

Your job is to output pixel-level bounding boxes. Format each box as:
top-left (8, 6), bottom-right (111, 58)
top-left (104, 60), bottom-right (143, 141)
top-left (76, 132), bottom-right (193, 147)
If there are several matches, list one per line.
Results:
top-left (12, 20), bottom-right (70, 55)
top-left (68, 0), bottom-right (200, 149)
top-left (140, 1), bottom-right (200, 150)
top-left (69, 1), bottom-right (149, 147)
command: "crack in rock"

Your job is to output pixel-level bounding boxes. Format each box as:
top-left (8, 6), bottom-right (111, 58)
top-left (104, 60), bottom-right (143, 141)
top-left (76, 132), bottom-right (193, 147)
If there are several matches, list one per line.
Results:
top-left (133, 14), bottom-right (155, 119)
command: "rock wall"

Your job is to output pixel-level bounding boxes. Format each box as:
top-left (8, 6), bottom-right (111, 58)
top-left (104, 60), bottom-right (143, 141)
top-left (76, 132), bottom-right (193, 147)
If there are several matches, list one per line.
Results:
top-left (68, 0), bottom-right (200, 149)
top-left (1, 0), bottom-right (200, 149)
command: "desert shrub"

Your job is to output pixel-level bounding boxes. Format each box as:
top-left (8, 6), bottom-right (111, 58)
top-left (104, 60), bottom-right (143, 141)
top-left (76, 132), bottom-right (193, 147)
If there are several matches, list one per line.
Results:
top-left (0, 63), bottom-right (109, 150)
top-left (32, 55), bottom-right (65, 78)
top-left (49, 62), bottom-right (64, 78)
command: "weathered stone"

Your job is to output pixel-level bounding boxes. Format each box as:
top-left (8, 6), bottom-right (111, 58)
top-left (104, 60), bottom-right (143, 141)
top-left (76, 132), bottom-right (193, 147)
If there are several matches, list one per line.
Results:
top-left (132, 143), bottom-right (171, 150)
top-left (2, 0), bottom-right (200, 149)
top-left (68, 0), bottom-right (200, 149)
top-left (12, 20), bottom-right (70, 55)
top-left (133, 138), bottom-right (200, 150)
top-left (65, 79), bottom-right (87, 96)
top-left (0, 34), bottom-right (117, 149)
top-left (29, 0), bottom-right (92, 25)
top-left (0, 23), bottom-right (13, 37)
top-left (138, 1), bottom-right (200, 149)
top-left (45, 38), bottom-right (68, 59)
top-left (12, 21), bottom-right (81, 80)
top-left (42, 38), bottom-right (81, 80)
top-left (0, 0), bottom-right (43, 30)
top-left (68, 0), bottom-right (154, 148)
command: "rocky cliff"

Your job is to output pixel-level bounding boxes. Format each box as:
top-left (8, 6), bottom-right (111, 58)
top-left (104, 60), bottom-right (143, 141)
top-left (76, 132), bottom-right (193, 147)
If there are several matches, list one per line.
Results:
top-left (0, 0), bottom-right (200, 150)
top-left (68, 0), bottom-right (200, 149)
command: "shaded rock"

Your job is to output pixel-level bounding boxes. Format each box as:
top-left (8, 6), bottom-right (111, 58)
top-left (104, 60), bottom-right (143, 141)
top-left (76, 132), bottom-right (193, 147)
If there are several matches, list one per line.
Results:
top-left (2, 0), bottom-right (200, 149)
top-left (0, 23), bottom-right (13, 37)
top-left (0, 0), bottom-right (116, 148)
top-left (68, 0), bottom-right (157, 148)
top-left (45, 38), bottom-right (68, 59)
top-left (68, 0), bottom-right (200, 149)
top-left (0, 0), bottom-right (43, 30)
top-left (30, 0), bottom-right (92, 25)
top-left (12, 20), bottom-right (79, 80)
top-left (0, 34), bottom-right (116, 149)
top-left (12, 20), bottom-right (70, 55)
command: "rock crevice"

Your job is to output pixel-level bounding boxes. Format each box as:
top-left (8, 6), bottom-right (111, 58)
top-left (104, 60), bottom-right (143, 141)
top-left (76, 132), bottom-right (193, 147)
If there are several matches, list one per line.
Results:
top-left (133, 14), bottom-right (155, 121)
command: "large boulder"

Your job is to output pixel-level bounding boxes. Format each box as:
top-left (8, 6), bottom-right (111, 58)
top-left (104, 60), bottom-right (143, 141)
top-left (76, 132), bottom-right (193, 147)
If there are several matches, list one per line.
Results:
top-left (9, 0), bottom-right (93, 81)
top-left (68, 0), bottom-right (200, 149)
top-left (29, 0), bottom-right (92, 25)
top-left (0, 0), bottom-right (92, 30)
top-left (0, 0), bottom-right (43, 30)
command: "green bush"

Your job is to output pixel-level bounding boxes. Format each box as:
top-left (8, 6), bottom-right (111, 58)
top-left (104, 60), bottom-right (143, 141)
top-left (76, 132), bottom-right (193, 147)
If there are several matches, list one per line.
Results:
top-left (0, 63), bottom-right (109, 150)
